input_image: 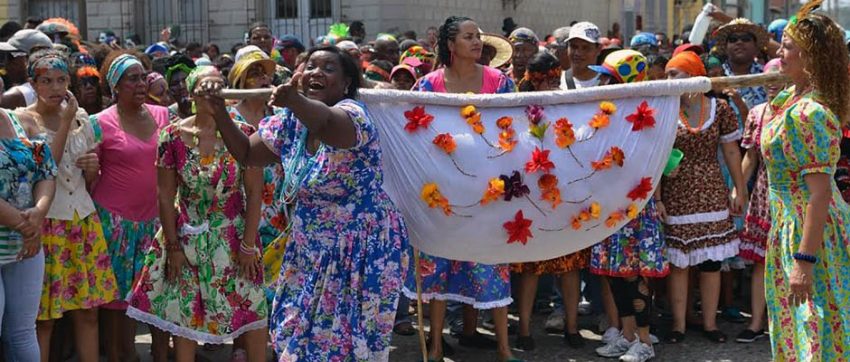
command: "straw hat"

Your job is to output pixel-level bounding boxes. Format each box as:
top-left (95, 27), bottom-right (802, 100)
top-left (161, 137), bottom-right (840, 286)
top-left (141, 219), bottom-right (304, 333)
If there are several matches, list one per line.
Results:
top-left (481, 32), bottom-right (513, 68)
top-left (711, 18), bottom-right (770, 54)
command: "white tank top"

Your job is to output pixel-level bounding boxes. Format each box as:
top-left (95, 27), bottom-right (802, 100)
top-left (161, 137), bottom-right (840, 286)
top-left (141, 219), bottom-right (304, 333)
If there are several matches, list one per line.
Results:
top-left (12, 83), bottom-right (37, 106)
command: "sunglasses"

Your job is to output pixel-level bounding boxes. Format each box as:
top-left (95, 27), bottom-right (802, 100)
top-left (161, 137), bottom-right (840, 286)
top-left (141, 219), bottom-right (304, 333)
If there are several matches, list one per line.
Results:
top-left (727, 33), bottom-right (755, 43)
top-left (79, 77), bottom-right (99, 87)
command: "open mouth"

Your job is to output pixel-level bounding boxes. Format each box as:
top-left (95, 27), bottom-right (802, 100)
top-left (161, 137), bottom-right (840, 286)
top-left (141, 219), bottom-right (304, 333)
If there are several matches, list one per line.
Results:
top-left (308, 81), bottom-right (326, 91)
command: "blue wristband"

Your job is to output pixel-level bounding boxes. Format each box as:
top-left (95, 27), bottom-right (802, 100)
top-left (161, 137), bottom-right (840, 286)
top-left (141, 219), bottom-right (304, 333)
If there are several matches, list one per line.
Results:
top-left (793, 252), bottom-right (818, 264)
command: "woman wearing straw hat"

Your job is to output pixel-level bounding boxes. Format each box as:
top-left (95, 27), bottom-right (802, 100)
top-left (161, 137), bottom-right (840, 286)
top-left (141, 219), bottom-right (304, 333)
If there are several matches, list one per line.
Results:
top-left (761, 2), bottom-right (850, 359)
top-left (479, 31), bottom-right (513, 69)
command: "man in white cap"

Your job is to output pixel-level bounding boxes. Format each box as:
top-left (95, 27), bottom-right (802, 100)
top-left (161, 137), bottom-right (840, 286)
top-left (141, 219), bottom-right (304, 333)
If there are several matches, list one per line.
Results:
top-left (1, 29), bottom-right (54, 108)
top-left (561, 21), bottom-right (602, 90)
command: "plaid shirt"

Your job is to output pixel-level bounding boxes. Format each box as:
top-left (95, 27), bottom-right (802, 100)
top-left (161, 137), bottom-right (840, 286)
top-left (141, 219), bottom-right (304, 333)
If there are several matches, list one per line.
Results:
top-left (723, 61), bottom-right (768, 108)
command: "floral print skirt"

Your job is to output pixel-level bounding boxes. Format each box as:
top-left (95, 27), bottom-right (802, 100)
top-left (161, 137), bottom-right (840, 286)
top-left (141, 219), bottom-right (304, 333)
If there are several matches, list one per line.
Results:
top-left (512, 249), bottom-right (590, 275)
top-left (38, 212), bottom-right (119, 320)
top-left (127, 226), bottom-right (268, 344)
top-left (96, 204), bottom-right (159, 310)
top-left (591, 198), bottom-right (668, 278)
top-left (404, 252), bottom-right (512, 310)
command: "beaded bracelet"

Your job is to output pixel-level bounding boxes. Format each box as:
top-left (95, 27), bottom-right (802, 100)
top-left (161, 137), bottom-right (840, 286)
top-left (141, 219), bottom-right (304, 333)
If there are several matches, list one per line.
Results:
top-left (793, 252), bottom-right (818, 264)
top-left (165, 241), bottom-right (182, 252)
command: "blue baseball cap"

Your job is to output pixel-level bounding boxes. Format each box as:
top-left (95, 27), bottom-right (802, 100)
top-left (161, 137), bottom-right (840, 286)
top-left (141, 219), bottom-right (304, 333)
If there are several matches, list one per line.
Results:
top-left (629, 32), bottom-right (658, 48)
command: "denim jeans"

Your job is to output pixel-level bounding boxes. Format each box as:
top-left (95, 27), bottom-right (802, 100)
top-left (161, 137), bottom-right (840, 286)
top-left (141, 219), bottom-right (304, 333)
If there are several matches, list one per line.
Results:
top-left (0, 251), bottom-right (44, 361)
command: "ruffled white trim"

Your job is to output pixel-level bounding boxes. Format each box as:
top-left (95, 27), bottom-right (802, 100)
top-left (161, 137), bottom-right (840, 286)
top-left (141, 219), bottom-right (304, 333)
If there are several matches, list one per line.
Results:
top-left (666, 210), bottom-right (730, 225)
top-left (126, 306), bottom-right (267, 345)
top-left (400, 287), bottom-right (513, 310)
top-left (720, 129), bottom-right (743, 143)
top-left (678, 97), bottom-right (718, 132)
top-left (666, 228), bottom-right (738, 245)
top-left (667, 239), bottom-right (740, 268)
top-left (738, 242), bottom-right (766, 257)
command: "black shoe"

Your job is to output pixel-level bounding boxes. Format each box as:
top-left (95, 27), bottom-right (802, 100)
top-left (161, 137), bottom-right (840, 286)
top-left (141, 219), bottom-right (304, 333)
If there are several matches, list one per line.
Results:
top-left (458, 332), bottom-right (498, 350)
top-left (426, 336), bottom-right (455, 357)
top-left (515, 335), bottom-right (535, 351)
top-left (736, 329), bottom-right (766, 343)
top-left (564, 332), bottom-right (585, 348)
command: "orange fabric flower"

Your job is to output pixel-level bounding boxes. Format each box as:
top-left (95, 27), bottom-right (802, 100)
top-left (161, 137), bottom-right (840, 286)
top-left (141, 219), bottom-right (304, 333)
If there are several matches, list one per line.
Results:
top-left (538, 174), bottom-right (562, 209)
top-left (432, 133), bottom-right (457, 154)
top-left (496, 116), bottom-right (513, 130)
top-left (589, 113), bottom-right (610, 129)
top-left (498, 129), bottom-right (517, 152)
top-left (421, 183), bottom-right (452, 215)
top-left (460, 105), bottom-right (477, 118)
top-left (465, 112), bottom-right (485, 134)
top-left (404, 106), bottom-right (435, 133)
top-left (605, 211), bottom-right (625, 228)
top-left (481, 178), bottom-right (506, 205)
top-left (599, 101), bottom-right (617, 115)
top-left (591, 157), bottom-right (612, 171)
top-left (590, 202), bottom-right (602, 219)
top-left (627, 177), bottom-right (654, 201)
top-left (610, 147), bottom-right (625, 167)
top-left (627, 203), bottom-right (639, 219)
top-left (538, 174), bottom-right (558, 190)
top-left (571, 216), bottom-right (582, 230)
top-left (504, 210), bottom-right (534, 245)
top-left (525, 147), bottom-right (555, 174)
top-left (554, 118), bottom-right (576, 149)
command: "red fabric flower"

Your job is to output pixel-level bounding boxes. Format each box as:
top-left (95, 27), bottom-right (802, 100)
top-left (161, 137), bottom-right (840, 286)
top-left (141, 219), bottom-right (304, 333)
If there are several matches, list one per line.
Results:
top-left (627, 177), bottom-right (654, 201)
top-left (524, 147), bottom-right (555, 174)
top-left (432, 133), bottom-right (457, 154)
top-left (625, 101), bottom-right (656, 131)
top-left (404, 106), bottom-right (434, 133)
top-left (504, 210), bottom-right (533, 245)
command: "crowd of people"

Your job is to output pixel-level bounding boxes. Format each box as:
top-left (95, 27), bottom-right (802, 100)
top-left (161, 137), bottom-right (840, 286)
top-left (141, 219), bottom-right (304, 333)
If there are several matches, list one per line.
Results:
top-left (0, 1), bottom-right (848, 361)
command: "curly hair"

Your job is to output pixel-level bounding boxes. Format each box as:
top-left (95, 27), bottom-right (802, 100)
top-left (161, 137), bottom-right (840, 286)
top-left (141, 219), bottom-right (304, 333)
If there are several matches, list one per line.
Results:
top-left (518, 52), bottom-right (560, 92)
top-left (437, 16), bottom-right (472, 67)
top-left (791, 13), bottom-right (850, 125)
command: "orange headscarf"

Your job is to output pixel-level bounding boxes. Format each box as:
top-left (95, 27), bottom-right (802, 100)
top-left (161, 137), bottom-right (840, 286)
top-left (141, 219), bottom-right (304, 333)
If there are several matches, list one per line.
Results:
top-left (665, 51), bottom-right (706, 77)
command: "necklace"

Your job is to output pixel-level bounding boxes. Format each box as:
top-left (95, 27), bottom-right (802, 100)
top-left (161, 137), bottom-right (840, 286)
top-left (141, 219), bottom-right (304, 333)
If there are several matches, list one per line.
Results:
top-left (281, 127), bottom-right (324, 210)
top-left (680, 96), bottom-right (708, 134)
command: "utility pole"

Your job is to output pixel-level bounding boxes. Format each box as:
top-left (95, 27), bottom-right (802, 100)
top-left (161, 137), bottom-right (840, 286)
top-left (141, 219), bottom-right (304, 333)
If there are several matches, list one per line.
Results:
top-left (78, 0), bottom-right (88, 40)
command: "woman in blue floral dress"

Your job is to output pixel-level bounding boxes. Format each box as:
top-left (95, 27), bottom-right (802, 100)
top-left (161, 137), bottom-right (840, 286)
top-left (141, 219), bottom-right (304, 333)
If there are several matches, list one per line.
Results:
top-left (0, 108), bottom-right (57, 361)
top-left (198, 45), bottom-right (408, 361)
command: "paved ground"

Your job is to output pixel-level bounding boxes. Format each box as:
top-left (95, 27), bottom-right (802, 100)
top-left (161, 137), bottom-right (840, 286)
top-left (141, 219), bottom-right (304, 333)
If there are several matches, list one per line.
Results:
top-left (134, 312), bottom-right (773, 362)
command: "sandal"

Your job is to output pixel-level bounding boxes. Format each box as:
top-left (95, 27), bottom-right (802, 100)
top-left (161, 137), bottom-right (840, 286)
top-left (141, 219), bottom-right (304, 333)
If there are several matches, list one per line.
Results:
top-left (703, 329), bottom-right (727, 343)
top-left (665, 330), bottom-right (686, 344)
top-left (515, 335), bottom-right (535, 351)
top-left (426, 336), bottom-right (455, 357)
top-left (393, 321), bottom-right (416, 336)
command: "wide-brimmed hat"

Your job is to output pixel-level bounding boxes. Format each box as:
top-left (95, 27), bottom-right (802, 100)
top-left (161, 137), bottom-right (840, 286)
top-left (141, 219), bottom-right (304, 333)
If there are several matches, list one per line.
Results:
top-left (481, 32), bottom-right (513, 68)
top-left (711, 18), bottom-right (770, 54)
top-left (229, 45), bottom-right (276, 89)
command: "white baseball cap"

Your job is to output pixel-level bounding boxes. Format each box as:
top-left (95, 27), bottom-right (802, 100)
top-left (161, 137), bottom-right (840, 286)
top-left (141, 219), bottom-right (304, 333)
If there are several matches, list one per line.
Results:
top-left (567, 22), bottom-right (601, 44)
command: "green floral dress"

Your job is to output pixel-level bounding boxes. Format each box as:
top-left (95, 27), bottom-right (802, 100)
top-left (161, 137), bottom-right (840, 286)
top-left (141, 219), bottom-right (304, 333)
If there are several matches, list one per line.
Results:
top-left (126, 122), bottom-right (268, 343)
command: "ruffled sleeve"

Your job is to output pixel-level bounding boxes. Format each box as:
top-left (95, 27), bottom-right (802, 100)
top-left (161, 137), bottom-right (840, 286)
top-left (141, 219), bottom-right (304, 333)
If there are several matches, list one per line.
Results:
top-left (32, 140), bottom-right (57, 182)
top-left (156, 124), bottom-right (179, 169)
top-left (783, 98), bottom-right (841, 176)
top-left (334, 99), bottom-right (376, 149)
top-left (741, 103), bottom-right (767, 149)
top-left (717, 100), bottom-right (742, 144)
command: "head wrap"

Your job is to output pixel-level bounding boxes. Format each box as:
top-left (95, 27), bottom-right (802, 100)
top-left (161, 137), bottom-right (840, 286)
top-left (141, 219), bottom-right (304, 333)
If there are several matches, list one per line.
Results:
top-left (106, 54), bottom-right (143, 90)
top-left (185, 65), bottom-right (221, 95)
top-left (665, 51), bottom-right (706, 77)
top-left (365, 64), bottom-right (390, 82)
top-left (629, 32), bottom-right (658, 48)
top-left (785, 0), bottom-right (825, 52)
top-left (145, 42), bottom-right (169, 57)
top-left (146, 72), bottom-right (165, 88)
top-left (509, 27), bottom-right (539, 45)
top-left (229, 48), bottom-right (275, 89)
top-left (76, 66), bottom-right (100, 80)
top-left (165, 63), bottom-right (194, 85)
top-left (768, 19), bottom-right (789, 42)
top-left (705, 54), bottom-right (723, 69)
top-left (27, 53), bottom-right (69, 80)
top-left (588, 49), bottom-right (647, 84)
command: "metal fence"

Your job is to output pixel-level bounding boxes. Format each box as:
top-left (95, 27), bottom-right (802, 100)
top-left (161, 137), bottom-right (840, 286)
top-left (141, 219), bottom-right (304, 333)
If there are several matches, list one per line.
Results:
top-left (139, 0), bottom-right (209, 45)
top-left (268, 0), bottom-right (338, 46)
top-left (27, 0), bottom-right (79, 25)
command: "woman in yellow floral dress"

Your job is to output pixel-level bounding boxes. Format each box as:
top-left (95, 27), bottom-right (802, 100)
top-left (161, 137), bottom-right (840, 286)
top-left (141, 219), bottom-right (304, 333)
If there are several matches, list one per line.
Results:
top-left (761, 3), bottom-right (850, 360)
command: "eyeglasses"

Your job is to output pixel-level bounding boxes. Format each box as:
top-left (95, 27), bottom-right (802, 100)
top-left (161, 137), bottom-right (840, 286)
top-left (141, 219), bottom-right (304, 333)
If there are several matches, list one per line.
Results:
top-left (727, 34), bottom-right (755, 43)
top-left (79, 77), bottom-right (99, 87)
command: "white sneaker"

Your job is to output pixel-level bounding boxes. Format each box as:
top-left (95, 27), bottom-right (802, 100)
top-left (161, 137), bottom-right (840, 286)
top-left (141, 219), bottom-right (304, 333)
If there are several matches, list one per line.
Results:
top-left (596, 334), bottom-right (636, 358)
top-left (601, 327), bottom-right (621, 345)
top-left (619, 342), bottom-right (655, 362)
top-left (545, 311), bottom-right (565, 332)
top-left (649, 333), bottom-right (660, 345)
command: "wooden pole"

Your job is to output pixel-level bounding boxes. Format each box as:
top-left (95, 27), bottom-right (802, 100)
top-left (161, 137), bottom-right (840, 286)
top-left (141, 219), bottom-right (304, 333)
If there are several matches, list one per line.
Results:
top-left (216, 73), bottom-right (790, 100)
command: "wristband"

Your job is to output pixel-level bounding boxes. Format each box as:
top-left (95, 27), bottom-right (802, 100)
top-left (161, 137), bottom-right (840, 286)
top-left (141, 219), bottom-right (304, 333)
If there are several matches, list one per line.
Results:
top-left (793, 252), bottom-right (818, 264)
top-left (239, 242), bottom-right (259, 255)
top-left (165, 240), bottom-right (182, 252)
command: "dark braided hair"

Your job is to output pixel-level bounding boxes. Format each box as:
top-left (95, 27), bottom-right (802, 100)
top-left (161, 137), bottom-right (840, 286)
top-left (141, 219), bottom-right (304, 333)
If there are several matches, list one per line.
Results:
top-left (438, 16), bottom-right (472, 67)
top-left (518, 52), bottom-right (560, 92)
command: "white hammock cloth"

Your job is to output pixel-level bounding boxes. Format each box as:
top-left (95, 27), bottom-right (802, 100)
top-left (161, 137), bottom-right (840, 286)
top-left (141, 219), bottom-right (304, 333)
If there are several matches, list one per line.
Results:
top-left (359, 78), bottom-right (712, 264)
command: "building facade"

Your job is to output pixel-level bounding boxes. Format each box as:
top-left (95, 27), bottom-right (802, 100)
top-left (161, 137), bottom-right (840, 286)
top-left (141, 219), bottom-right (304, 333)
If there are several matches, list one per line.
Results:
top-left (6, 0), bottom-right (711, 50)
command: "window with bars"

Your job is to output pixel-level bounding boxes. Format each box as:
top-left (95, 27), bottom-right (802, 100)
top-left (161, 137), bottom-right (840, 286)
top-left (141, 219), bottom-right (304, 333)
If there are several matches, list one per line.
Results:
top-left (277, 0), bottom-right (298, 19)
top-left (310, 0), bottom-right (333, 18)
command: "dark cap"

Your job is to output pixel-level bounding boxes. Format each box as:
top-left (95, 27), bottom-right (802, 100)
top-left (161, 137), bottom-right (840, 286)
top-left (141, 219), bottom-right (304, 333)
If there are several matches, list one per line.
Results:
top-left (278, 34), bottom-right (305, 52)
